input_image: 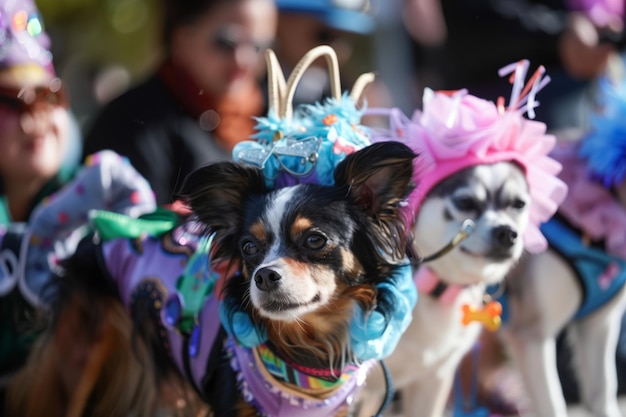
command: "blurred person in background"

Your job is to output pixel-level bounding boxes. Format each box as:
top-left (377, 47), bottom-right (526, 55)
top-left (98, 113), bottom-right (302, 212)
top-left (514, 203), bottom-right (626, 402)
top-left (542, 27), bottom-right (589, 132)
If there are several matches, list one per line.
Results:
top-left (0, 0), bottom-right (91, 404)
top-left (0, 3), bottom-right (75, 226)
top-left (273, 0), bottom-right (393, 113)
top-left (82, 0), bottom-right (277, 205)
top-left (406, 0), bottom-right (623, 134)
top-left (368, 0), bottom-right (447, 114)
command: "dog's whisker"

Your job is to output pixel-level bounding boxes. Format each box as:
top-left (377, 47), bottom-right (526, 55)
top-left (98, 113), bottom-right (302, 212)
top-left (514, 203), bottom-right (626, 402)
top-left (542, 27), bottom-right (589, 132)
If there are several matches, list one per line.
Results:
top-left (293, 318), bottom-right (307, 335)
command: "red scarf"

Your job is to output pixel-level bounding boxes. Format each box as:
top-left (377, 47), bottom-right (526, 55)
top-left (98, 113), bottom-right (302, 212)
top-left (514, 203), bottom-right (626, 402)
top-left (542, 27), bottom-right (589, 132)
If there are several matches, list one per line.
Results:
top-left (158, 60), bottom-right (263, 152)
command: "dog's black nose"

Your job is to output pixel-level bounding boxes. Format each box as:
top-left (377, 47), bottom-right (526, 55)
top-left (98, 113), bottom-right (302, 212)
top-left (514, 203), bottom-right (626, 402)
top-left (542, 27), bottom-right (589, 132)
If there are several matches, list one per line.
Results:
top-left (254, 267), bottom-right (282, 291)
top-left (493, 225), bottom-right (518, 248)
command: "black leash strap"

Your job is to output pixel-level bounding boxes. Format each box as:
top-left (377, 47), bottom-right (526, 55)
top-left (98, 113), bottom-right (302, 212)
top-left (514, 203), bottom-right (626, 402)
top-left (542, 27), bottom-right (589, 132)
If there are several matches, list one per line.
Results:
top-left (372, 359), bottom-right (395, 417)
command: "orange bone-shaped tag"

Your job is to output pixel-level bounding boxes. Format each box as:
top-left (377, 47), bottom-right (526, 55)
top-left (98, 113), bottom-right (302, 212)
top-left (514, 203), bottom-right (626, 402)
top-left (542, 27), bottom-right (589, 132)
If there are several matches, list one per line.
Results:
top-left (461, 301), bottom-right (502, 332)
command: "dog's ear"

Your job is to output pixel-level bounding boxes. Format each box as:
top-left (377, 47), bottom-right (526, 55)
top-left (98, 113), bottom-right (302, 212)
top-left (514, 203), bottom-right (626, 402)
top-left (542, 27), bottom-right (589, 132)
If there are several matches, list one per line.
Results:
top-left (334, 142), bottom-right (416, 216)
top-left (335, 142), bottom-right (416, 262)
top-left (177, 162), bottom-right (266, 237)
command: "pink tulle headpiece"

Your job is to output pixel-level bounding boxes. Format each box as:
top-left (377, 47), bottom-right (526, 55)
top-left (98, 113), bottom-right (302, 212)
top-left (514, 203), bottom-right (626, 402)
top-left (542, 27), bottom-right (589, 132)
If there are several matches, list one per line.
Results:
top-left (370, 60), bottom-right (568, 253)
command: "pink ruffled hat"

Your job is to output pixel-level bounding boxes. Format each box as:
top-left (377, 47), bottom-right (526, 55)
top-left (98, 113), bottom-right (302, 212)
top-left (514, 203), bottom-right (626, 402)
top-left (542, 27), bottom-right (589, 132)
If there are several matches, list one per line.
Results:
top-left (370, 60), bottom-right (568, 253)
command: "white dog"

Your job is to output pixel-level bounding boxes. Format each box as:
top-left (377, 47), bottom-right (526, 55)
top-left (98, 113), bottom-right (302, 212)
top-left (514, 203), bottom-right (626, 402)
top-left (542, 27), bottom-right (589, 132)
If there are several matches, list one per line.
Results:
top-left (357, 62), bottom-right (567, 417)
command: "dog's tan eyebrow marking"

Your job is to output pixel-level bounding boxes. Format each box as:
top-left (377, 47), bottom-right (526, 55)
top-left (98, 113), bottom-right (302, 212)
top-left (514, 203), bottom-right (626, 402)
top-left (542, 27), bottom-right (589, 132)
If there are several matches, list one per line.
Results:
top-left (249, 220), bottom-right (267, 242)
top-left (340, 248), bottom-right (364, 277)
top-left (291, 216), bottom-right (313, 239)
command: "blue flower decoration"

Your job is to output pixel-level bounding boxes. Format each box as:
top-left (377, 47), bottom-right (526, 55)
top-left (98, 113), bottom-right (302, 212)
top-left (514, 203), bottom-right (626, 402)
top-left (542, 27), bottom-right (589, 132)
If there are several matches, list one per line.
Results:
top-left (580, 76), bottom-right (626, 188)
top-left (250, 109), bottom-right (295, 145)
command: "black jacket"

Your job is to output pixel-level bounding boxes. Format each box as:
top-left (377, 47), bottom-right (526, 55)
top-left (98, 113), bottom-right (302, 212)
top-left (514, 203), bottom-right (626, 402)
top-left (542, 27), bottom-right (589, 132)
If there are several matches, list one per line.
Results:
top-left (82, 74), bottom-right (231, 205)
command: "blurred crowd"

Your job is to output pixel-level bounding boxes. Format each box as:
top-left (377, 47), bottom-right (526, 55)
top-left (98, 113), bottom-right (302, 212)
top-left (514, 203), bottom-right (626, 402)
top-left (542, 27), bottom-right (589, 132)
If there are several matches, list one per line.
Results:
top-left (0, 0), bottom-right (625, 415)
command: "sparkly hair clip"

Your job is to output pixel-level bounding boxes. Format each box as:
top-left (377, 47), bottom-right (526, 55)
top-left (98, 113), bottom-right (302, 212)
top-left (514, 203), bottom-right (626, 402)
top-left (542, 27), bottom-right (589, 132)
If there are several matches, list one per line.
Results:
top-left (233, 45), bottom-right (375, 189)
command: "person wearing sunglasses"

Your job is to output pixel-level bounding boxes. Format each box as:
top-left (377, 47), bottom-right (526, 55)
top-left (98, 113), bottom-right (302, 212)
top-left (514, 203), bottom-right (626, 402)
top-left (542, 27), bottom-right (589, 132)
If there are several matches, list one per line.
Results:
top-left (0, 0), bottom-right (161, 408)
top-left (0, 1), bottom-right (73, 402)
top-left (0, 0), bottom-right (77, 403)
top-left (82, 0), bottom-right (277, 206)
top-left (0, 10), bottom-right (76, 226)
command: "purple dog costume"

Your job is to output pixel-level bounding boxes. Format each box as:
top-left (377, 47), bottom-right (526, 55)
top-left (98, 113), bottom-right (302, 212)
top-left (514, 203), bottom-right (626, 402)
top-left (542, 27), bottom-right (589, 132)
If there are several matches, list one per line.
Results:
top-left (0, 150), bottom-right (156, 306)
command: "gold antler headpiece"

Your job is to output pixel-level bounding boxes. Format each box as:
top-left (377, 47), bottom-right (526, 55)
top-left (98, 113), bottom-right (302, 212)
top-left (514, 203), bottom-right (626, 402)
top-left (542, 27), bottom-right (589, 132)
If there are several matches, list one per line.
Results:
top-left (234, 45), bottom-right (376, 189)
top-left (265, 45), bottom-right (375, 121)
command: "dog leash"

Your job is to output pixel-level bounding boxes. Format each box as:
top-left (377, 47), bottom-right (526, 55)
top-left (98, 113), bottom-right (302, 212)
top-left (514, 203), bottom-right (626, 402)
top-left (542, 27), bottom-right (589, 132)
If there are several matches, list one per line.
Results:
top-left (413, 219), bottom-right (475, 264)
top-left (372, 359), bottom-right (395, 417)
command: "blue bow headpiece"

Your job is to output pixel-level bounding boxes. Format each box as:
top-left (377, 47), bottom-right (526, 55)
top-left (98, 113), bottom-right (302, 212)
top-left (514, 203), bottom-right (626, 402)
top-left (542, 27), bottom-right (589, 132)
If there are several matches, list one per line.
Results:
top-left (233, 46), bottom-right (374, 189)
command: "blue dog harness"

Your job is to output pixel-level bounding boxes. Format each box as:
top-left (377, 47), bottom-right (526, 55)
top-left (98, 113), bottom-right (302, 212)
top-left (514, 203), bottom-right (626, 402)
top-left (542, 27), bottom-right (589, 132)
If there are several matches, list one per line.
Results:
top-left (541, 216), bottom-right (626, 320)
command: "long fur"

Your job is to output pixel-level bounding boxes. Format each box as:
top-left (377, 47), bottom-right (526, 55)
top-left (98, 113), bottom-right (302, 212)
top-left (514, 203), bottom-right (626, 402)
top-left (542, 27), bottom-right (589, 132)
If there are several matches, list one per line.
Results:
top-left (6, 239), bottom-right (205, 417)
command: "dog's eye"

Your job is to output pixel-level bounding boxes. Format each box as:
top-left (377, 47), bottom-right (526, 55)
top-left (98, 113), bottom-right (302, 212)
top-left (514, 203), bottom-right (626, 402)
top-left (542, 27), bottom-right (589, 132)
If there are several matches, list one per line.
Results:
top-left (304, 233), bottom-right (327, 250)
top-left (241, 240), bottom-right (259, 256)
top-left (512, 199), bottom-right (526, 209)
top-left (453, 196), bottom-right (478, 212)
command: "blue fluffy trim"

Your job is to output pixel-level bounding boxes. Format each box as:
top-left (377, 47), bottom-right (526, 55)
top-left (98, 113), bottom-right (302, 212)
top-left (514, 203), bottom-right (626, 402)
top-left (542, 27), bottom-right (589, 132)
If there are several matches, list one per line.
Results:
top-left (350, 263), bottom-right (417, 361)
top-left (219, 295), bottom-right (268, 348)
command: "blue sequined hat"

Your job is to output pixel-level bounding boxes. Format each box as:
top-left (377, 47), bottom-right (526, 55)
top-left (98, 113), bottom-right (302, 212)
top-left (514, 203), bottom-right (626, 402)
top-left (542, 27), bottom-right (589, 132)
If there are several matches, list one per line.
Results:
top-left (233, 45), bottom-right (375, 189)
top-left (0, 0), bottom-right (54, 73)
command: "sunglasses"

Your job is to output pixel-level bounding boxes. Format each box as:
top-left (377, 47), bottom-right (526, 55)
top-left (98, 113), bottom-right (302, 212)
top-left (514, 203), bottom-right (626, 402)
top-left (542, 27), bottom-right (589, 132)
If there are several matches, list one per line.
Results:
top-left (210, 28), bottom-right (272, 55)
top-left (0, 78), bottom-right (68, 114)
